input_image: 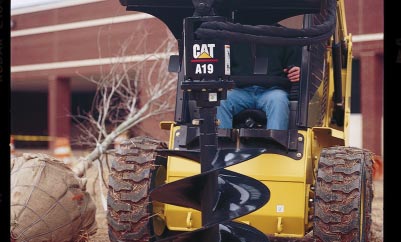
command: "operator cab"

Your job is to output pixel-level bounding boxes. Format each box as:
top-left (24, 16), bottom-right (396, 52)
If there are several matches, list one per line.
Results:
top-left (172, 14), bottom-right (309, 154)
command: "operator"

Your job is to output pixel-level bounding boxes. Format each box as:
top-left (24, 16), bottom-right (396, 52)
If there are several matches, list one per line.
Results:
top-left (216, 42), bottom-right (301, 130)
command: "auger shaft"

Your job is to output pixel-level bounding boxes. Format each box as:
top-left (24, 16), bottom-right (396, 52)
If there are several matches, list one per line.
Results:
top-left (198, 107), bottom-right (219, 232)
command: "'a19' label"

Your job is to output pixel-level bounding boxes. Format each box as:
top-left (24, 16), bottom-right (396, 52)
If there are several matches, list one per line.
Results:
top-left (191, 44), bottom-right (218, 74)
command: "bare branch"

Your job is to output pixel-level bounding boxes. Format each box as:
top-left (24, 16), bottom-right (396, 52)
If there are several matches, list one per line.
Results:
top-left (73, 29), bottom-right (177, 177)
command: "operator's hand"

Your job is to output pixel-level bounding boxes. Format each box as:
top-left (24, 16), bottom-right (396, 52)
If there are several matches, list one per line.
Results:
top-left (284, 66), bottom-right (300, 82)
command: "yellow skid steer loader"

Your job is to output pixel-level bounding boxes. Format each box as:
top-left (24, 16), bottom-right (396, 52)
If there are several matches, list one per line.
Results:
top-left (107, 0), bottom-right (374, 241)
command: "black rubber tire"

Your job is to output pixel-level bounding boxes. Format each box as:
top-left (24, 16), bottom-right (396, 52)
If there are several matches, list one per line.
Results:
top-left (107, 136), bottom-right (167, 242)
top-left (313, 146), bottom-right (374, 242)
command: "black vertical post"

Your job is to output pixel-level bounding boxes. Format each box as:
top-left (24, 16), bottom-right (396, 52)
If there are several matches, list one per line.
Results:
top-left (198, 106), bottom-right (220, 241)
top-left (297, 14), bottom-right (312, 128)
top-left (199, 107), bottom-right (218, 217)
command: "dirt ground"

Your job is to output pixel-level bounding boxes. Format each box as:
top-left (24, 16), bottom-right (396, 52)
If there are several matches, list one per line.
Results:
top-left (83, 159), bottom-right (384, 242)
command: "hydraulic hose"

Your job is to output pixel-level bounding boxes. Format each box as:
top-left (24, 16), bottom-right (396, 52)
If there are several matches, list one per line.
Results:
top-left (195, 0), bottom-right (336, 46)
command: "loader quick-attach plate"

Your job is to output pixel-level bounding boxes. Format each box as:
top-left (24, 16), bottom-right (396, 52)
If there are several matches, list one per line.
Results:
top-left (119, 0), bottom-right (322, 39)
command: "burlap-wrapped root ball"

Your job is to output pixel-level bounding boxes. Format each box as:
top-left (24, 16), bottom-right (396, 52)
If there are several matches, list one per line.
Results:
top-left (11, 153), bottom-right (97, 242)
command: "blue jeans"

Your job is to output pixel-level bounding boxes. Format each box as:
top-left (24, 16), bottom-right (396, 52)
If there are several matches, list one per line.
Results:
top-left (216, 86), bottom-right (289, 130)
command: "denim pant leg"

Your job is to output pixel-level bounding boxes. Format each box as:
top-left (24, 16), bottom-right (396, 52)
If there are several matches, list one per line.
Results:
top-left (217, 88), bottom-right (255, 128)
top-left (256, 88), bottom-right (289, 130)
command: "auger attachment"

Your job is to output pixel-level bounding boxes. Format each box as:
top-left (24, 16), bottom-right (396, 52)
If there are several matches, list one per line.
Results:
top-left (150, 15), bottom-right (271, 242)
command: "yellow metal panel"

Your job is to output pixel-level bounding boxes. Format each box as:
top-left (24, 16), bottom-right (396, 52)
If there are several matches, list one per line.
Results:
top-left (164, 181), bottom-right (306, 237)
top-left (165, 206), bottom-right (202, 231)
top-left (164, 130), bottom-right (311, 236)
top-left (167, 124), bottom-right (179, 149)
top-left (238, 181), bottom-right (306, 236)
top-left (166, 143), bottom-right (309, 183)
top-left (228, 154), bottom-right (305, 182)
top-left (312, 127), bottom-right (344, 140)
top-left (167, 156), bottom-right (200, 180)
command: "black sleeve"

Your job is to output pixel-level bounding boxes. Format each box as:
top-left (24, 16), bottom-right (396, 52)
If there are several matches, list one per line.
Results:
top-left (284, 45), bottom-right (302, 67)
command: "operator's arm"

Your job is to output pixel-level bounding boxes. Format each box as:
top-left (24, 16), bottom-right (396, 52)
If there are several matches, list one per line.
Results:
top-left (282, 46), bottom-right (301, 82)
